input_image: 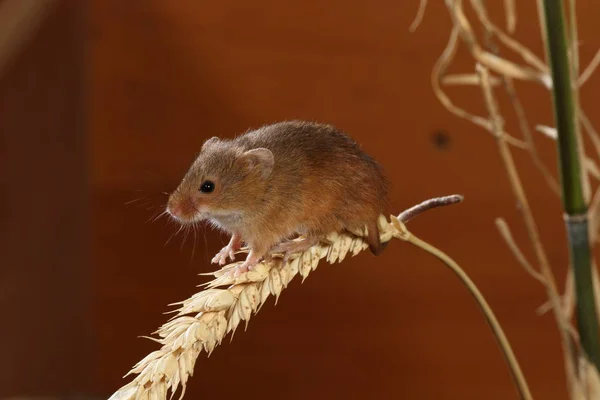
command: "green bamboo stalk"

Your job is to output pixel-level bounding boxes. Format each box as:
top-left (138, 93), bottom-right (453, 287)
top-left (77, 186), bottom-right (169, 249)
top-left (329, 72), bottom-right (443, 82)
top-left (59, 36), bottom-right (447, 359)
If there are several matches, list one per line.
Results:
top-left (541, 0), bottom-right (600, 369)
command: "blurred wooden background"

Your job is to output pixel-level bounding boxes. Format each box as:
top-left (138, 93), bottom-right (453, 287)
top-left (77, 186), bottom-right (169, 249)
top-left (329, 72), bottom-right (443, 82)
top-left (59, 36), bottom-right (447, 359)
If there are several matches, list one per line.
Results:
top-left (4, 0), bottom-right (600, 398)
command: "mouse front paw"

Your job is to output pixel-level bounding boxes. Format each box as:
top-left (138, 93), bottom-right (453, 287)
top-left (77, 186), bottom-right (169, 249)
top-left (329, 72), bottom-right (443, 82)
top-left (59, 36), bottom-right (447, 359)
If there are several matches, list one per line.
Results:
top-left (211, 234), bottom-right (242, 265)
top-left (211, 246), bottom-right (236, 265)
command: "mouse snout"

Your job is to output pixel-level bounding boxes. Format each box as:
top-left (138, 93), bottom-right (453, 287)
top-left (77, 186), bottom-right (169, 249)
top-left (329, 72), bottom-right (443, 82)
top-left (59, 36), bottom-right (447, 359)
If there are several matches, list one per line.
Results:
top-left (166, 195), bottom-right (198, 222)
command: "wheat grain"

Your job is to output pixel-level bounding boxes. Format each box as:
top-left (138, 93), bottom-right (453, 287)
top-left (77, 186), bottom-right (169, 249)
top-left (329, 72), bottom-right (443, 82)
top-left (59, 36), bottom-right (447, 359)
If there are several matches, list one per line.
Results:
top-left (109, 197), bottom-right (463, 400)
top-left (110, 217), bottom-right (389, 400)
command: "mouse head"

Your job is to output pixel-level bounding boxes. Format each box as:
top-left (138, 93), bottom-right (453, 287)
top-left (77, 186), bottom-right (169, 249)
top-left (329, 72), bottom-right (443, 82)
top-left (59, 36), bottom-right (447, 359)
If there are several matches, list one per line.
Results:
top-left (166, 137), bottom-right (274, 224)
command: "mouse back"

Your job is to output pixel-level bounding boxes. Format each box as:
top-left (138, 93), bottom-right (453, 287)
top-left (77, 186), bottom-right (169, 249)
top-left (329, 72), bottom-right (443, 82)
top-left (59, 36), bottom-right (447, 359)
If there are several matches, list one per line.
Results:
top-left (235, 120), bottom-right (390, 244)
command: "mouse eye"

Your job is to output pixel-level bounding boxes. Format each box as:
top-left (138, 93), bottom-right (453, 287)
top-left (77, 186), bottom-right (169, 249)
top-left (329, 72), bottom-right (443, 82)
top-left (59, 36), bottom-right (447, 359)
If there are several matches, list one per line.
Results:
top-left (199, 180), bottom-right (215, 193)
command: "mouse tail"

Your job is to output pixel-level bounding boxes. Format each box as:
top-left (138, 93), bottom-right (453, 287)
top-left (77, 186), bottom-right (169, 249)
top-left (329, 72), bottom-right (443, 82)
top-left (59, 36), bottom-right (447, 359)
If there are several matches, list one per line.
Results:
top-left (366, 220), bottom-right (387, 256)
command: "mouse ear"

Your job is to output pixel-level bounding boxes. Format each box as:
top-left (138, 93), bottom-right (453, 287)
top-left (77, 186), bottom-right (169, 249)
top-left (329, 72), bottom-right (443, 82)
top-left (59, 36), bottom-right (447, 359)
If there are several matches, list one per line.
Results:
top-left (202, 136), bottom-right (220, 150)
top-left (241, 148), bottom-right (274, 178)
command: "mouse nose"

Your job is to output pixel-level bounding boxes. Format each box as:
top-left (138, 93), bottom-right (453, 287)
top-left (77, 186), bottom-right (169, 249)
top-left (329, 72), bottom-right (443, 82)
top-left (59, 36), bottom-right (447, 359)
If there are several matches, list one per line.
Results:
top-left (167, 196), bottom-right (196, 220)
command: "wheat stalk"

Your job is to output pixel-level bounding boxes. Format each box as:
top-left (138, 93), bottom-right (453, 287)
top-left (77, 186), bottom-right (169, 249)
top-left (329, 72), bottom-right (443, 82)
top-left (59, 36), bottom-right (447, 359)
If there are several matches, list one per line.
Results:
top-left (391, 215), bottom-right (532, 400)
top-left (109, 195), bottom-right (468, 400)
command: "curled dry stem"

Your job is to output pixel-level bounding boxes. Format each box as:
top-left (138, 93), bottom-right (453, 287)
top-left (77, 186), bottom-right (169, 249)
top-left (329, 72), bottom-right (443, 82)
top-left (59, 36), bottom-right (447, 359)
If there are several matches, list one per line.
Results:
top-left (391, 216), bottom-right (532, 400)
top-left (442, 73), bottom-right (501, 86)
top-left (589, 188), bottom-right (600, 243)
top-left (578, 48), bottom-right (600, 87)
top-left (445, 0), bottom-right (551, 88)
top-left (110, 195), bottom-right (472, 400)
top-left (533, 124), bottom-right (600, 183)
top-left (438, 0), bottom-right (597, 196)
top-left (563, 0), bottom-right (592, 205)
top-left (502, 77), bottom-right (561, 194)
top-left (495, 218), bottom-right (545, 284)
top-left (580, 111), bottom-right (600, 240)
top-left (432, 27), bottom-right (490, 132)
top-left (432, 2), bottom-right (600, 396)
top-left (409, 0), bottom-right (428, 32)
top-left (503, 0), bottom-right (516, 33)
top-left (474, 0), bottom-right (560, 195)
top-left (431, 25), bottom-right (527, 149)
top-left (470, 0), bottom-right (548, 73)
top-left (568, 0), bottom-right (579, 76)
top-left (477, 63), bottom-right (580, 396)
top-left (580, 111), bottom-right (600, 170)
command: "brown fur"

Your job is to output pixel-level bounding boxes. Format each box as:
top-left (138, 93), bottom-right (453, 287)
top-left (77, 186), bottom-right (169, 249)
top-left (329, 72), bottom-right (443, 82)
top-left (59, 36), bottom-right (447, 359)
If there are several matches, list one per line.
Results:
top-left (167, 120), bottom-right (390, 260)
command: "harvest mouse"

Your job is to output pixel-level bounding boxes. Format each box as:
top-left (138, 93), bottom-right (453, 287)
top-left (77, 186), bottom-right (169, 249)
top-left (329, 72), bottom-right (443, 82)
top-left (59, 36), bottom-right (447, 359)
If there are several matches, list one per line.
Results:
top-left (166, 120), bottom-right (390, 276)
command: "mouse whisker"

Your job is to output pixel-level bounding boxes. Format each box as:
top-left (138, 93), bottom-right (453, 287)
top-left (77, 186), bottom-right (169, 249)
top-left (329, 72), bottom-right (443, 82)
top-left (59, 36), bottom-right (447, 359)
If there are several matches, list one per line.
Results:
top-left (164, 230), bottom-right (177, 247)
top-left (124, 196), bottom-right (148, 206)
top-left (201, 224), bottom-right (209, 263)
top-left (165, 224), bottom-right (185, 247)
top-left (146, 208), bottom-right (162, 223)
top-left (149, 209), bottom-right (168, 224)
top-left (180, 225), bottom-right (191, 251)
top-left (190, 222), bottom-right (198, 262)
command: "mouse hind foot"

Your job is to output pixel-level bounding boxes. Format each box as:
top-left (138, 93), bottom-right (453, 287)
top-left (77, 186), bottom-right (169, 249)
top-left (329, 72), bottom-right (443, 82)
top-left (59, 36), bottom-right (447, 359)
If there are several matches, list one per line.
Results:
top-left (271, 236), bottom-right (320, 263)
top-left (229, 249), bottom-right (264, 278)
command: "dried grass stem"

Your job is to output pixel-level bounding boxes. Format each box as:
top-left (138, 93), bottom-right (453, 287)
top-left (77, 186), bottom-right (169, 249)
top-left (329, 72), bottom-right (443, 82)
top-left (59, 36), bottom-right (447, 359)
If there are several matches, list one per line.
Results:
top-left (477, 63), bottom-right (579, 394)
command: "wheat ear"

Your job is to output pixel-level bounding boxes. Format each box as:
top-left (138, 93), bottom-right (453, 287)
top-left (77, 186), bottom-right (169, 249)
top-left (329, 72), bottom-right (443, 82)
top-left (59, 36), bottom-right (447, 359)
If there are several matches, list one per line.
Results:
top-left (109, 195), bottom-right (463, 400)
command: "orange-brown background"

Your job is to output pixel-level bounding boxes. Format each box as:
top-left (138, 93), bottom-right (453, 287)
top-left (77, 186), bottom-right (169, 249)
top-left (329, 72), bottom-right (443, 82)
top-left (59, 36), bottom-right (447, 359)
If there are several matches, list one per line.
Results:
top-left (3, 0), bottom-right (600, 399)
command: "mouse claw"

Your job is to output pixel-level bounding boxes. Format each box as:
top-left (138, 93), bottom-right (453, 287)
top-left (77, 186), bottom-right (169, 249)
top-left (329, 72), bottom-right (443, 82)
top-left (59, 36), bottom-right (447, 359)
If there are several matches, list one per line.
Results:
top-left (228, 251), bottom-right (262, 278)
top-left (227, 263), bottom-right (249, 279)
top-left (212, 254), bottom-right (228, 266)
top-left (211, 246), bottom-right (236, 265)
top-left (233, 265), bottom-right (246, 278)
top-left (211, 253), bottom-right (226, 265)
